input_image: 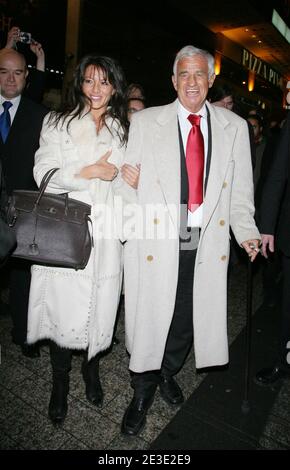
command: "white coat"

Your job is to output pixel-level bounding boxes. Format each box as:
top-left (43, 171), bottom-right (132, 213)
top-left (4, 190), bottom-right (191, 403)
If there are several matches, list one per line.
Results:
top-left (119, 100), bottom-right (260, 372)
top-left (27, 112), bottom-right (125, 359)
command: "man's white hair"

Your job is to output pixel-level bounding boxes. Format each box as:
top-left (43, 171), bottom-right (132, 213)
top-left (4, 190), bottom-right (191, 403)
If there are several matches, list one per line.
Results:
top-left (173, 45), bottom-right (215, 78)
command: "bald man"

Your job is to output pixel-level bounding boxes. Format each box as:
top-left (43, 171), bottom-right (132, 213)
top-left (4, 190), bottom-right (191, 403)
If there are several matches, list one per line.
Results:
top-left (0, 49), bottom-right (48, 356)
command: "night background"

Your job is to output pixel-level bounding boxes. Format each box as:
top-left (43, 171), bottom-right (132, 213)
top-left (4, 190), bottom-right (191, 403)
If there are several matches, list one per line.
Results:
top-left (1, 0), bottom-right (290, 113)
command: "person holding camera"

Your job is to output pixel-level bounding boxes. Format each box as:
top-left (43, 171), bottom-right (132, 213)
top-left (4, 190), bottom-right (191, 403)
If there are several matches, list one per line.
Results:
top-left (3, 26), bottom-right (46, 103)
top-left (0, 48), bottom-right (48, 355)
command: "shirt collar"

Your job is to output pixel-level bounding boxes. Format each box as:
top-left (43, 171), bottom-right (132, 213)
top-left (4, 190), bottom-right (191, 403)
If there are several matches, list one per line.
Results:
top-left (177, 99), bottom-right (207, 121)
top-left (0, 94), bottom-right (21, 108)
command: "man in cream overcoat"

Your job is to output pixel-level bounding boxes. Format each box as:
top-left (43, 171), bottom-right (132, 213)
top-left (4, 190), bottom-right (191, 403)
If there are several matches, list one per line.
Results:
top-left (119, 45), bottom-right (261, 436)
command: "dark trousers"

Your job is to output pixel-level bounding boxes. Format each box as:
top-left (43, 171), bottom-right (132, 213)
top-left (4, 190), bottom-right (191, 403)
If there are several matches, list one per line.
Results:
top-left (8, 259), bottom-right (32, 345)
top-left (262, 249), bottom-right (282, 305)
top-left (279, 254), bottom-right (290, 369)
top-left (131, 248), bottom-right (196, 393)
top-left (49, 342), bottom-right (99, 376)
top-left (50, 341), bottom-right (72, 376)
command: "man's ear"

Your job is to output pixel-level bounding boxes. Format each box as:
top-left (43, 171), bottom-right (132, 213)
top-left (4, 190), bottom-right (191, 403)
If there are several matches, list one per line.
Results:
top-left (208, 74), bottom-right (216, 89)
top-left (172, 74), bottom-right (177, 92)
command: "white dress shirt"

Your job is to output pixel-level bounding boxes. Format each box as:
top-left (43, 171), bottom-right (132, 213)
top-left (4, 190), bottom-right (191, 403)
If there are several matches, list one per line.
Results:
top-left (0, 95), bottom-right (21, 125)
top-left (177, 100), bottom-right (208, 227)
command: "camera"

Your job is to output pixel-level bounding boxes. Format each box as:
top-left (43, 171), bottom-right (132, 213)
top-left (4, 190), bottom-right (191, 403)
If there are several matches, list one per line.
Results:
top-left (19, 32), bottom-right (32, 44)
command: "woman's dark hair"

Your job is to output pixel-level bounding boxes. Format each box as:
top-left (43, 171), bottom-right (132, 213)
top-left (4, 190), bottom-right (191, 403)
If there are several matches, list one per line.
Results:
top-left (126, 83), bottom-right (145, 100)
top-left (208, 83), bottom-right (233, 103)
top-left (51, 54), bottom-right (129, 146)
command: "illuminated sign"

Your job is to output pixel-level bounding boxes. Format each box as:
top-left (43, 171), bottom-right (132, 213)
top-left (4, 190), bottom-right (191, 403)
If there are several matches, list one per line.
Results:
top-left (242, 49), bottom-right (281, 87)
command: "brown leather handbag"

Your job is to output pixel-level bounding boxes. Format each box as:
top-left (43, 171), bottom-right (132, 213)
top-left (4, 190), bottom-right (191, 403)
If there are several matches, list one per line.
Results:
top-left (6, 168), bottom-right (92, 269)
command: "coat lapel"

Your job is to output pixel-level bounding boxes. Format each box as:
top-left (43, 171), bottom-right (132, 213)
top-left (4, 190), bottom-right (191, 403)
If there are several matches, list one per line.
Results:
top-left (153, 101), bottom-right (180, 228)
top-left (202, 103), bottom-right (236, 231)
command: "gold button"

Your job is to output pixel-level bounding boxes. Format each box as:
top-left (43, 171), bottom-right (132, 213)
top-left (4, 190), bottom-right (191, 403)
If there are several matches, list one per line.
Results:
top-left (221, 255), bottom-right (227, 261)
top-left (222, 182), bottom-right (227, 188)
top-left (219, 219), bottom-right (225, 226)
top-left (153, 218), bottom-right (159, 225)
top-left (147, 255), bottom-right (153, 262)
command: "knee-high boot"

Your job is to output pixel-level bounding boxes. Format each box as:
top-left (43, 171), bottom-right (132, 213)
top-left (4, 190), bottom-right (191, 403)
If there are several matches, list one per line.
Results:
top-left (48, 341), bottom-right (72, 425)
top-left (81, 354), bottom-right (103, 407)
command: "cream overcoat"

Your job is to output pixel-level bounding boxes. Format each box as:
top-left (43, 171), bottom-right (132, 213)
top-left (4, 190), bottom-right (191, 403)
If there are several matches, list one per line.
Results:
top-left (27, 113), bottom-right (125, 359)
top-left (119, 100), bottom-right (260, 371)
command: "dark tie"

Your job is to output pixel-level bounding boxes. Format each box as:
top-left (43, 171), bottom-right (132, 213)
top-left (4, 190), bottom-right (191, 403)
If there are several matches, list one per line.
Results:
top-left (0, 101), bottom-right (12, 143)
top-left (186, 114), bottom-right (204, 212)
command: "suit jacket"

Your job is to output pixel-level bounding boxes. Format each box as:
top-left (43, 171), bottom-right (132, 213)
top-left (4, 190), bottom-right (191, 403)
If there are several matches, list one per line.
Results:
top-left (0, 96), bottom-right (48, 194)
top-left (0, 161), bottom-right (16, 260)
top-left (120, 99), bottom-right (259, 371)
top-left (259, 112), bottom-right (290, 256)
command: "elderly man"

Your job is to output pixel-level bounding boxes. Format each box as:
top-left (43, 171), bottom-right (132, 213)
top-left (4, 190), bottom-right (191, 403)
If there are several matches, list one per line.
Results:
top-left (120, 45), bottom-right (260, 436)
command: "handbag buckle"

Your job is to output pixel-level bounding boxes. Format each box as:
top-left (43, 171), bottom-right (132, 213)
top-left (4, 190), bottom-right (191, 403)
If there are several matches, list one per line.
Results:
top-left (29, 243), bottom-right (39, 255)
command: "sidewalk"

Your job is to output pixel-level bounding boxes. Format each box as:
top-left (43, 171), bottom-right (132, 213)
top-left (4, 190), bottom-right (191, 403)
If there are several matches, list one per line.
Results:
top-left (0, 263), bottom-right (289, 450)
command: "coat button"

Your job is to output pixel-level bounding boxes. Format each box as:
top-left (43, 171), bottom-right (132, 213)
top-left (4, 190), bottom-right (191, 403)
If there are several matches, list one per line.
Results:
top-left (219, 219), bottom-right (225, 226)
top-left (221, 255), bottom-right (227, 261)
top-left (147, 255), bottom-right (153, 262)
top-left (153, 218), bottom-right (159, 224)
top-left (222, 182), bottom-right (227, 188)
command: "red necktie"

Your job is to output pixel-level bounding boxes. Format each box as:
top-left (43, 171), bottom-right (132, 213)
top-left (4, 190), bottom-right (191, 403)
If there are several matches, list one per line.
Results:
top-left (186, 114), bottom-right (204, 212)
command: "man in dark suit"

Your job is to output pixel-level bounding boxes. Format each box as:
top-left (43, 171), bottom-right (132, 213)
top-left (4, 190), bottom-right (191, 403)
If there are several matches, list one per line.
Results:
top-left (256, 111), bottom-right (290, 384)
top-left (0, 48), bottom-right (47, 356)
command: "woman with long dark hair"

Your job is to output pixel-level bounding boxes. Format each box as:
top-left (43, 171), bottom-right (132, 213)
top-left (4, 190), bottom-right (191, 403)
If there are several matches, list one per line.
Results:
top-left (27, 54), bottom-right (129, 425)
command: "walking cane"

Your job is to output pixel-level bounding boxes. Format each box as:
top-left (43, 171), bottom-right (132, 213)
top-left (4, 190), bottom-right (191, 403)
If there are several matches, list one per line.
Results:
top-left (241, 256), bottom-right (253, 414)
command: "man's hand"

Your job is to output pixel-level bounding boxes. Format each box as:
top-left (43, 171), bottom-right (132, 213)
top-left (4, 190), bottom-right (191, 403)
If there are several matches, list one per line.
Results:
top-left (260, 234), bottom-right (274, 258)
top-left (241, 239), bottom-right (261, 262)
top-left (121, 163), bottom-right (140, 189)
top-left (5, 26), bottom-right (20, 49)
top-left (30, 41), bottom-right (45, 71)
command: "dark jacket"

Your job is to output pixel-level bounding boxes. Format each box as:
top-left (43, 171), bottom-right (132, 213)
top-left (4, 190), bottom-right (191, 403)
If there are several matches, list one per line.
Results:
top-left (259, 112), bottom-right (290, 256)
top-left (0, 95), bottom-right (48, 194)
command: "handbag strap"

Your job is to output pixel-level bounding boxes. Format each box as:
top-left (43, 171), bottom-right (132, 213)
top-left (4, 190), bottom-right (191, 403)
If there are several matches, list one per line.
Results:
top-left (35, 168), bottom-right (59, 206)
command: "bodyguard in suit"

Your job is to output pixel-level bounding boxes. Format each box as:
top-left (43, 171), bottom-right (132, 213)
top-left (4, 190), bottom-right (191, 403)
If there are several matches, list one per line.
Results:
top-left (256, 111), bottom-right (290, 385)
top-left (119, 45), bottom-right (260, 436)
top-left (0, 48), bottom-right (47, 356)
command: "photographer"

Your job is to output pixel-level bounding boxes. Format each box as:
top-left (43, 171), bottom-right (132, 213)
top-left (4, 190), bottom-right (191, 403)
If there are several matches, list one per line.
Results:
top-left (2, 26), bottom-right (46, 103)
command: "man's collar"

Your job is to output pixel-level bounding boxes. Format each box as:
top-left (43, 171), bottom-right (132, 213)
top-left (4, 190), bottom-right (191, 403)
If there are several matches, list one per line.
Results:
top-left (177, 100), bottom-right (207, 119)
top-left (0, 95), bottom-right (21, 107)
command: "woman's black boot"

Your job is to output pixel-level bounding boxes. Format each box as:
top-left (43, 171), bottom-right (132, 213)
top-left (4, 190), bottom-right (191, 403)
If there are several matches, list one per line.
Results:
top-left (82, 355), bottom-right (103, 407)
top-left (48, 342), bottom-right (72, 425)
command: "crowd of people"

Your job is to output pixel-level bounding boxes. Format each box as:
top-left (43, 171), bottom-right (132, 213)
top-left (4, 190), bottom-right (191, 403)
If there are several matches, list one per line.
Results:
top-left (0, 27), bottom-right (289, 436)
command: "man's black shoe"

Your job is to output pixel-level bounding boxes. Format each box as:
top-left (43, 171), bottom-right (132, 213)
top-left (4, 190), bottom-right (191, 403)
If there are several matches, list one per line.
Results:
top-left (159, 375), bottom-right (184, 405)
top-left (121, 393), bottom-right (155, 436)
top-left (21, 343), bottom-right (40, 358)
top-left (255, 365), bottom-right (290, 386)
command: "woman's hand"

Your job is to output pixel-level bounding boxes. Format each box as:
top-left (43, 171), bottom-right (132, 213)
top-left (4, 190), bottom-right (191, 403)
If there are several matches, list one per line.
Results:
top-left (121, 163), bottom-right (140, 189)
top-left (76, 150), bottom-right (118, 181)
